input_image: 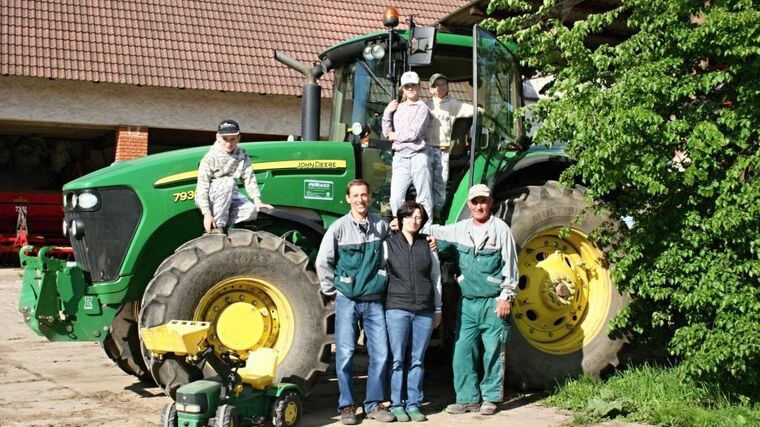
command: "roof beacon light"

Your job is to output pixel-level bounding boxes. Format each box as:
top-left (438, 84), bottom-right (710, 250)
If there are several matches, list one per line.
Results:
top-left (383, 7), bottom-right (399, 28)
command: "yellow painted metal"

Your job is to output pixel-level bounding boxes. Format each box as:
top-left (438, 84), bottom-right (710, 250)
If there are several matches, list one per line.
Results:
top-left (512, 228), bottom-right (612, 355)
top-left (284, 400), bottom-right (299, 424)
top-left (237, 348), bottom-right (278, 390)
top-left (153, 159), bottom-right (348, 186)
top-left (193, 277), bottom-right (295, 363)
top-left (139, 320), bottom-right (211, 356)
top-left (216, 302), bottom-right (265, 351)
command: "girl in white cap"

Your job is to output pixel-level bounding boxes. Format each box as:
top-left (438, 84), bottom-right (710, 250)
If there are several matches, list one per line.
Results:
top-left (382, 71), bottom-right (433, 225)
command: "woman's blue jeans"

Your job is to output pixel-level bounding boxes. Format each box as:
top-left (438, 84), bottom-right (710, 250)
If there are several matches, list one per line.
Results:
top-left (334, 294), bottom-right (389, 412)
top-left (385, 308), bottom-right (435, 410)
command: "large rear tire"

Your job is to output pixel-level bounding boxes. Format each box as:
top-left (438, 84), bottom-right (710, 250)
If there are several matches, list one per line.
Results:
top-left (495, 181), bottom-right (627, 390)
top-left (139, 229), bottom-right (331, 397)
top-left (101, 300), bottom-right (153, 383)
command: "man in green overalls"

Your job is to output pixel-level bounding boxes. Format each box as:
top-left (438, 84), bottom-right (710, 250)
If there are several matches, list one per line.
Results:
top-left (428, 184), bottom-right (519, 416)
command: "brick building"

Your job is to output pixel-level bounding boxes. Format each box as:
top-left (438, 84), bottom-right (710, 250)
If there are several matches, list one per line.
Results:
top-left (0, 0), bottom-right (467, 190)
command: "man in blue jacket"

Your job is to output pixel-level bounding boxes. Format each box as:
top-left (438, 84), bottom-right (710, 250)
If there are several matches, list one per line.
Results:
top-left (316, 179), bottom-right (395, 425)
top-left (428, 184), bottom-right (519, 416)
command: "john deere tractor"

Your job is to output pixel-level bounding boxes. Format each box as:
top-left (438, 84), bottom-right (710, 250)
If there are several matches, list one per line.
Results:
top-left (18, 9), bottom-right (625, 396)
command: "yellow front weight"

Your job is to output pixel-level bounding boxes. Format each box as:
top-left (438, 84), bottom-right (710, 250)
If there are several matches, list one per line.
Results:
top-left (194, 277), bottom-right (295, 363)
top-left (513, 228), bottom-right (612, 355)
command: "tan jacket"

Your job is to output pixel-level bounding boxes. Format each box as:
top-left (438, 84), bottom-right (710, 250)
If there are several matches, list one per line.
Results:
top-left (425, 95), bottom-right (475, 149)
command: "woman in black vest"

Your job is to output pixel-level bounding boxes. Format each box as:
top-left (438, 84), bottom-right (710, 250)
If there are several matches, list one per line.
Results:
top-left (384, 201), bottom-right (442, 422)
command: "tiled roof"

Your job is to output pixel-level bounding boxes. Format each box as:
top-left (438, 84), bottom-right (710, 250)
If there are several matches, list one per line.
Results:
top-left (1, 1), bottom-right (468, 96)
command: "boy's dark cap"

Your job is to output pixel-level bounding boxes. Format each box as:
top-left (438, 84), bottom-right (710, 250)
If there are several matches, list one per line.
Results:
top-left (218, 119), bottom-right (240, 135)
top-left (429, 73), bottom-right (448, 86)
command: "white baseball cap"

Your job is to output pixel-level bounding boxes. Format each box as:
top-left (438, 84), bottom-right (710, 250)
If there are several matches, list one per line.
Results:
top-left (467, 184), bottom-right (492, 201)
top-left (400, 71), bottom-right (420, 86)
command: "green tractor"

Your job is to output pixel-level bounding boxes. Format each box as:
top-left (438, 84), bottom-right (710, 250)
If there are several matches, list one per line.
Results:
top-left (18, 11), bottom-right (625, 397)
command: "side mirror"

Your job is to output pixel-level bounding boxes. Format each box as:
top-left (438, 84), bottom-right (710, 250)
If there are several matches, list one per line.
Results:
top-left (407, 27), bottom-right (436, 66)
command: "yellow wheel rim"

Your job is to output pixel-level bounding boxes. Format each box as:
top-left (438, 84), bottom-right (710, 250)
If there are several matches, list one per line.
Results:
top-left (193, 276), bottom-right (295, 363)
top-left (284, 400), bottom-right (299, 424)
top-left (513, 227), bottom-right (612, 355)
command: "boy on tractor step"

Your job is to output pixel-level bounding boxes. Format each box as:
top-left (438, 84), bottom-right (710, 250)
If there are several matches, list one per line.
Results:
top-left (195, 119), bottom-right (273, 234)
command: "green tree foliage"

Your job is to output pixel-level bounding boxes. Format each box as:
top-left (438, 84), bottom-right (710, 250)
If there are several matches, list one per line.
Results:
top-left (484, 0), bottom-right (760, 392)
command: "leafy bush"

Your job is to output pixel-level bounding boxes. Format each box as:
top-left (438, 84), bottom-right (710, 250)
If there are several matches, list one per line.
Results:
top-left (485, 0), bottom-right (760, 393)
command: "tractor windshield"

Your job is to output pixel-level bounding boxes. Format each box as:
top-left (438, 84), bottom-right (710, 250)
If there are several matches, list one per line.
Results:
top-left (329, 57), bottom-right (397, 144)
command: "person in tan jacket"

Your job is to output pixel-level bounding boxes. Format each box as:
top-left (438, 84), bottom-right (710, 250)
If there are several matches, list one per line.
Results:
top-left (425, 73), bottom-right (475, 216)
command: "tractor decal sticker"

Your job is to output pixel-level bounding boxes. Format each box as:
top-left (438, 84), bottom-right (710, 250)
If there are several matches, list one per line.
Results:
top-left (256, 159), bottom-right (347, 170)
top-left (154, 160), bottom-right (348, 187)
top-left (304, 180), bottom-right (334, 200)
top-left (172, 190), bottom-right (196, 203)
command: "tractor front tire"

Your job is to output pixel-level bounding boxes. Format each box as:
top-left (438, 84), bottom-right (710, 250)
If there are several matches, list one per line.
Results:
top-left (140, 229), bottom-right (331, 398)
top-left (496, 182), bottom-right (627, 390)
top-left (102, 300), bottom-right (152, 383)
top-left (213, 404), bottom-right (239, 427)
top-left (160, 402), bottom-right (177, 427)
top-left (272, 390), bottom-right (302, 427)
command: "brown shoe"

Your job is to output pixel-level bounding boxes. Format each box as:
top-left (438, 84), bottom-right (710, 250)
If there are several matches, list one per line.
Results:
top-left (340, 405), bottom-right (359, 425)
top-left (366, 405), bottom-right (396, 422)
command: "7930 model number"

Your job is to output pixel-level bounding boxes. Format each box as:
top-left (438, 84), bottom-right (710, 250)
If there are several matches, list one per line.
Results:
top-left (172, 190), bottom-right (196, 202)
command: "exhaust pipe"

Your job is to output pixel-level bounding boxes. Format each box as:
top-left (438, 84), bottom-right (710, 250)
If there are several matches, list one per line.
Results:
top-left (274, 50), bottom-right (321, 141)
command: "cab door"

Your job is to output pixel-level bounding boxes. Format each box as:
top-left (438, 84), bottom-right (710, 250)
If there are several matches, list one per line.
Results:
top-left (470, 25), bottom-right (523, 186)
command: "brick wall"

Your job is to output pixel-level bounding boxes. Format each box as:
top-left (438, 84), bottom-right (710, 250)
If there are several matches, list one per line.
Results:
top-left (114, 125), bottom-right (148, 161)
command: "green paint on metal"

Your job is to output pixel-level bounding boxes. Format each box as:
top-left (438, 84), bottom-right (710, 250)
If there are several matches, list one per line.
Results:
top-left (178, 379), bottom-right (221, 397)
top-left (18, 246), bottom-right (118, 342)
top-left (265, 382), bottom-right (302, 397)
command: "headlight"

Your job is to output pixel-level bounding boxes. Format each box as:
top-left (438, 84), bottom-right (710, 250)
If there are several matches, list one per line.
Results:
top-left (70, 219), bottom-right (84, 239)
top-left (182, 404), bottom-right (202, 413)
top-left (70, 193), bottom-right (78, 209)
top-left (62, 219), bottom-right (69, 237)
top-left (78, 192), bottom-right (99, 209)
top-left (64, 192), bottom-right (76, 210)
top-left (371, 44), bottom-right (385, 59)
top-left (175, 403), bottom-right (185, 412)
top-left (363, 45), bottom-right (374, 61)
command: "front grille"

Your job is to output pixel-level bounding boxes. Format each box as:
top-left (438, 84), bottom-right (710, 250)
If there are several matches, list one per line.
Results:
top-left (65, 188), bottom-right (142, 282)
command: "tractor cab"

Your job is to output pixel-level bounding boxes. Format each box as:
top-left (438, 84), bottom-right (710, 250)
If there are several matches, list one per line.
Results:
top-left (319, 15), bottom-right (525, 217)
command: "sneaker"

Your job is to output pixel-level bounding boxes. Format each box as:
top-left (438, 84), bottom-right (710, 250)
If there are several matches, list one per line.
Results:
top-left (391, 407), bottom-right (410, 422)
top-left (366, 405), bottom-right (396, 422)
top-left (479, 401), bottom-right (498, 415)
top-left (445, 402), bottom-right (480, 414)
top-left (208, 228), bottom-right (226, 235)
top-left (340, 405), bottom-right (359, 425)
top-left (406, 407), bottom-right (427, 422)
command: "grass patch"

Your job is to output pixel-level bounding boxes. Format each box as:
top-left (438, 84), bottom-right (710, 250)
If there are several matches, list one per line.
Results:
top-left (544, 365), bottom-right (760, 426)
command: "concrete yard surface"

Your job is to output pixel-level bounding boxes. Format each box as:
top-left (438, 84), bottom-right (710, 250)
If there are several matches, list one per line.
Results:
top-left (1, 268), bottom-right (645, 426)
